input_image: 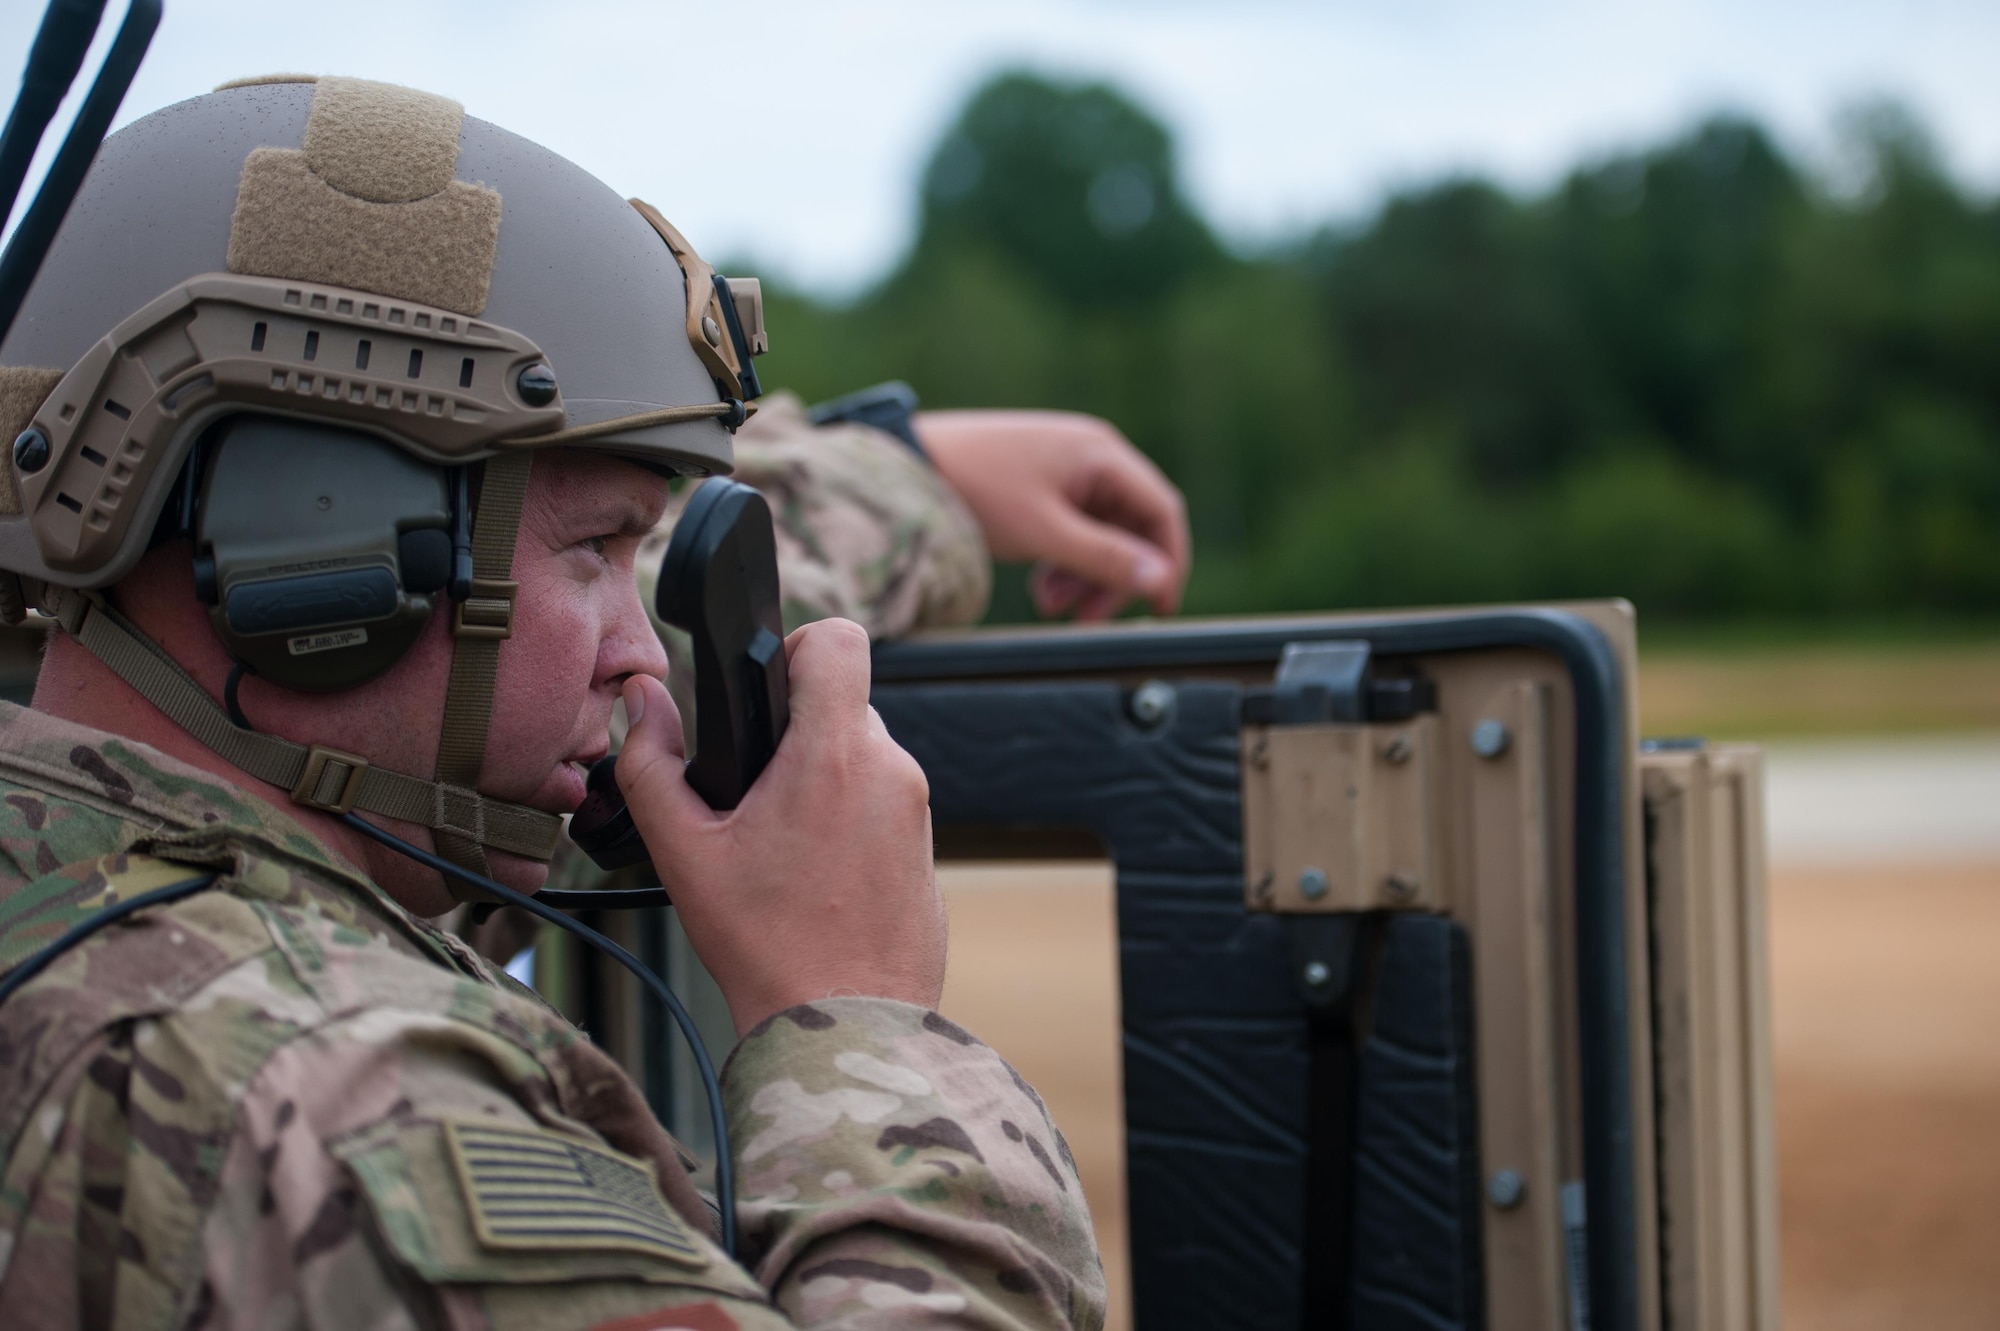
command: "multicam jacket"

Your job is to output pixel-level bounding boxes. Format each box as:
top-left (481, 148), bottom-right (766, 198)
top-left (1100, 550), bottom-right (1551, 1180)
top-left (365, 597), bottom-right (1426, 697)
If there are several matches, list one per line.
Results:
top-left (650, 391), bottom-right (993, 641)
top-left (0, 704), bottom-right (1106, 1329)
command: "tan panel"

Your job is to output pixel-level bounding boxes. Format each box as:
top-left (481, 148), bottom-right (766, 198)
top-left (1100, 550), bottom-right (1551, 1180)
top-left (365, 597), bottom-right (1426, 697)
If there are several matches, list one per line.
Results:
top-left (1642, 745), bottom-right (1778, 1331)
top-left (1465, 680), bottom-right (1568, 1330)
top-left (1713, 745), bottom-right (1781, 1331)
top-left (1243, 715), bottom-right (1439, 912)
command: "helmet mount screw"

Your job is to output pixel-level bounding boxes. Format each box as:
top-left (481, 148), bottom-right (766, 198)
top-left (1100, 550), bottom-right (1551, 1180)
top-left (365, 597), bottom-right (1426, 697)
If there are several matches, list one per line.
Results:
top-left (13, 427), bottom-right (50, 474)
top-left (1471, 718), bottom-right (1511, 759)
top-left (516, 362), bottom-right (559, 407)
top-left (701, 315), bottom-right (722, 347)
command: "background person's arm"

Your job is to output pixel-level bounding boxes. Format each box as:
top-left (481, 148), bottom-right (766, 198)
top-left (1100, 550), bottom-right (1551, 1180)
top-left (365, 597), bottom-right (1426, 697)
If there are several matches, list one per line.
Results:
top-left (915, 408), bottom-right (1190, 622)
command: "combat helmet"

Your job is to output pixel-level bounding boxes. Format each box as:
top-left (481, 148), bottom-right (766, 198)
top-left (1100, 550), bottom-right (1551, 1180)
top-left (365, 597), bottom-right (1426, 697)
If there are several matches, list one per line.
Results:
top-left (0, 75), bottom-right (769, 884)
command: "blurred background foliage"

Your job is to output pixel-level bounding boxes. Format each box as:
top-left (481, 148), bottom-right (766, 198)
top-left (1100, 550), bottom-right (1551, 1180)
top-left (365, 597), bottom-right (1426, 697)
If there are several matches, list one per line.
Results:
top-left (750, 72), bottom-right (2000, 627)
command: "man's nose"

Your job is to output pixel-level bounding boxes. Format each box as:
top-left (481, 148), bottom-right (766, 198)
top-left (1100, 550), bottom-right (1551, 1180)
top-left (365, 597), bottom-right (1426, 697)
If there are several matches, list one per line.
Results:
top-left (601, 578), bottom-right (671, 686)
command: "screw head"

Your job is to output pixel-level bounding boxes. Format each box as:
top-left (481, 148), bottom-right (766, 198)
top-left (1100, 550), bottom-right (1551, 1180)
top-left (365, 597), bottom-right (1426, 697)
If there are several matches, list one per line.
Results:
top-left (1302, 960), bottom-right (1332, 988)
top-left (701, 315), bottom-right (722, 347)
top-left (516, 362), bottom-right (559, 406)
top-left (13, 427), bottom-right (50, 474)
top-left (1298, 866), bottom-right (1330, 901)
top-left (1128, 680), bottom-right (1175, 730)
top-left (1471, 718), bottom-right (1511, 759)
top-left (1384, 871), bottom-right (1418, 902)
top-left (1382, 734), bottom-right (1413, 765)
top-left (1488, 1169), bottom-right (1527, 1210)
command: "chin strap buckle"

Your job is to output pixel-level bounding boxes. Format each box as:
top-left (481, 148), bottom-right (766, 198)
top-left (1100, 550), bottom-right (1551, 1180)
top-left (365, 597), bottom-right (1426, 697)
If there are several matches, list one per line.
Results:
top-left (292, 744), bottom-right (370, 814)
top-left (453, 578), bottom-right (516, 640)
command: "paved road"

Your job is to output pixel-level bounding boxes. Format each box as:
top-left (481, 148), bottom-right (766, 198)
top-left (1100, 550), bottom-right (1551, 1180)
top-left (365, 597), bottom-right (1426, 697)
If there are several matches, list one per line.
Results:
top-left (1765, 733), bottom-right (2000, 866)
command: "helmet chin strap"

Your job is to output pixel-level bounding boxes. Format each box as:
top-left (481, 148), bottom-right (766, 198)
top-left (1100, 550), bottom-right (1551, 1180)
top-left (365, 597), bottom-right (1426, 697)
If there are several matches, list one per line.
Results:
top-left (36, 450), bottom-right (563, 896)
top-left (427, 450), bottom-right (531, 881)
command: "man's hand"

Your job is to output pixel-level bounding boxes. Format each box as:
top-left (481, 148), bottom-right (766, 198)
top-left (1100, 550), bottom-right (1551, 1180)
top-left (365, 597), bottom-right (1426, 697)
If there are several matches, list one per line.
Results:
top-left (915, 410), bottom-right (1191, 621)
top-left (612, 619), bottom-right (945, 1036)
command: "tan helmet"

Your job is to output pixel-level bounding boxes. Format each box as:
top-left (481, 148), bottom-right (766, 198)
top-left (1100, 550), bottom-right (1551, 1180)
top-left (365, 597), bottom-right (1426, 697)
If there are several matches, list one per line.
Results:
top-left (0, 75), bottom-right (770, 889)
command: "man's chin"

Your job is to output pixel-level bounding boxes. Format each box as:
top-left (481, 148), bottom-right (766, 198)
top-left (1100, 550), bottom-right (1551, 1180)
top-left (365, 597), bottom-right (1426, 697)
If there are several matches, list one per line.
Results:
top-left (482, 847), bottom-right (554, 897)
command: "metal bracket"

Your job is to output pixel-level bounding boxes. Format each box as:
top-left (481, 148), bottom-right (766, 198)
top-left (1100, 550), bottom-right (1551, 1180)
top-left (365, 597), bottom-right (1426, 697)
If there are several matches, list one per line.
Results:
top-left (1242, 640), bottom-right (1441, 914)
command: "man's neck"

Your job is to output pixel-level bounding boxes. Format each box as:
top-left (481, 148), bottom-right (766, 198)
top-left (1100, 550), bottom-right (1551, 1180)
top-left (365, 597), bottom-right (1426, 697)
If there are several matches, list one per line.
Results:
top-left (31, 629), bottom-right (447, 915)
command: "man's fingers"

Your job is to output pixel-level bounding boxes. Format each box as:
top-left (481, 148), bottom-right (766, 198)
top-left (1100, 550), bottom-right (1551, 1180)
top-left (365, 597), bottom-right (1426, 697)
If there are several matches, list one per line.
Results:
top-left (1035, 501), bottom-right (1178, 607)
top-left (783, 618), bottom-right (875, 730)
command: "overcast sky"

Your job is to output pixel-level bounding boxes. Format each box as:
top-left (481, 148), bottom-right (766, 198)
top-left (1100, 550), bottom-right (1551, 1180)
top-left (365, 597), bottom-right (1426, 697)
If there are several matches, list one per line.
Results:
top-left (5, 0), bottom-right (1997, 295)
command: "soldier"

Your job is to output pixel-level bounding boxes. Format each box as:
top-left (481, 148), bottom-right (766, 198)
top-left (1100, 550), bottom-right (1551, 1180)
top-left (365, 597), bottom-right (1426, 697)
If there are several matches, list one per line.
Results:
top-left (0, 77), bottom-right (1109, 1328)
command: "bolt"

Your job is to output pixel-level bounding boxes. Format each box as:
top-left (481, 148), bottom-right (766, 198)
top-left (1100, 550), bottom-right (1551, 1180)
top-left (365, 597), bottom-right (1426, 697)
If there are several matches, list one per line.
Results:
top-left (1298, 866), bottom-right (1329, 901)
top-left (1250, 736), bottom-right (1270, 770)
top-left (1384, 871), bottom-right (1418, 902)
top-left (701, 315), bottom-right (722, 347)
top-left (1471, 718), bottom-right (1510, 759)
top-left (13, 427), bottom-right (50, 474)
top-left (1382, 734), bottom-right (1413, 765)
top-left (315, 495), bottom-right (332, 511)
top-left (516, 362), bottom-right (559, 406)
top-left (1302, 960), bottom-right (1332, 988)
top-left (1488, 1169), bottom-right (1527, 1210)
top-left (1128, 680), bottom-right (1175, 730)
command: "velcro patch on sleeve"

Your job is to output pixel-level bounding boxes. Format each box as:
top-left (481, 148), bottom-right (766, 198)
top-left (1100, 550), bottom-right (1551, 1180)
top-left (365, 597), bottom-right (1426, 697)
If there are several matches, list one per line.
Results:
top-left (444, 1119), bottom-right (707, 1268)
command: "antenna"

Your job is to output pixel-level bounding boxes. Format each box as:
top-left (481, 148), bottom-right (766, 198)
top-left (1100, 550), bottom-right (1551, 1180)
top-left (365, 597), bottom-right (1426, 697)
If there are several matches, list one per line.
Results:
top-left (0, 0), bottom-right (162, 349)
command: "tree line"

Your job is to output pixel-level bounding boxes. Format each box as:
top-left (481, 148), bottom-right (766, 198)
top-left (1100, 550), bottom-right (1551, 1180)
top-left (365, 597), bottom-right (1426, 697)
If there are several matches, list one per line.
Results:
top-left (752, 73), bottom-right (2000, 626)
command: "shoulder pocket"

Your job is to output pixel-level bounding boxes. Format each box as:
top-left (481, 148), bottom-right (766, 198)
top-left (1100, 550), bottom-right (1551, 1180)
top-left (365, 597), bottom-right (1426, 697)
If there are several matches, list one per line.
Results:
top-left (335, 1116), bottom-right (760, 1298)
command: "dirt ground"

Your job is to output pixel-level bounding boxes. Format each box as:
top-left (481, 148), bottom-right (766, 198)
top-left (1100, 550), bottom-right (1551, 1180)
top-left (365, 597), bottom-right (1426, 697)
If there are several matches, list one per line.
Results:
top-left (936, 859), bottom-right (2000, 1330)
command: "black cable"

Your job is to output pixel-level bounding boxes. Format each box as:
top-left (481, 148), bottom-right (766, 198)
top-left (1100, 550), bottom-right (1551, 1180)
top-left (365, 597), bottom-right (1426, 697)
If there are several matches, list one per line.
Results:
top-left (0, 0), bottom-right (162, 349)
top-left (338, 811), bottom-right (736, 1257)
top-left (536, 886), bottom-right (672, 911)
top-left (0, 872), bottom-right (217, 1005)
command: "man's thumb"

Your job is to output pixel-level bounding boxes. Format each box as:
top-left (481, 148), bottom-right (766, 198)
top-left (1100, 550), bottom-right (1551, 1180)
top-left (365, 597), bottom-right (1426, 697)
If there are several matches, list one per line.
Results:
top-left (619, 675), bottom-right (686, 773)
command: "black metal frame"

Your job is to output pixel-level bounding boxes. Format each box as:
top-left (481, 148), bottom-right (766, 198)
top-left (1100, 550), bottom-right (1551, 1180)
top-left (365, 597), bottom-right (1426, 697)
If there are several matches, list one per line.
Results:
top-left (872, 607), bottom-right (1635, 1330)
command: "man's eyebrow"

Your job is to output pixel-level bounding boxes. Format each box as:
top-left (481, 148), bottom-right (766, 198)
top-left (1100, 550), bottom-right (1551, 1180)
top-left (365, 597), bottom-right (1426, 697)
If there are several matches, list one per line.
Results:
top-left (559, 498), bottom-right (665, 540)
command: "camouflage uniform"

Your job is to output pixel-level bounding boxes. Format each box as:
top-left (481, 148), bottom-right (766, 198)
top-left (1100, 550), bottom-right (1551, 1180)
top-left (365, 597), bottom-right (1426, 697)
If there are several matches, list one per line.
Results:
top-left (646, 391), bottom-right (992, 641)
top-left (0, 704), bottom-right (1106, 1329)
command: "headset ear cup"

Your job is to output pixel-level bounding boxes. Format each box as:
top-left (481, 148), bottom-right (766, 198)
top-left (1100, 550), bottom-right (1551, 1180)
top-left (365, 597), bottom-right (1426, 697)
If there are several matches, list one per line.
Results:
top-left (195, 415), bottom-right (454, 692)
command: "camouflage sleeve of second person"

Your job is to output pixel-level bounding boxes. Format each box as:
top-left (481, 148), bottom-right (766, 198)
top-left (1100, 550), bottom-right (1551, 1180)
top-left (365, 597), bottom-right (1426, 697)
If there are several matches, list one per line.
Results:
top-left (637, 390), bottom-right (993, 644)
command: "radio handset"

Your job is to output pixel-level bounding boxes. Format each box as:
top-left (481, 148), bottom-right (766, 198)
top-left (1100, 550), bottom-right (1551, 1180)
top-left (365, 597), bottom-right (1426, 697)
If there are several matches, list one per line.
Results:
top-left (568, 480), bottom-right (791, 871)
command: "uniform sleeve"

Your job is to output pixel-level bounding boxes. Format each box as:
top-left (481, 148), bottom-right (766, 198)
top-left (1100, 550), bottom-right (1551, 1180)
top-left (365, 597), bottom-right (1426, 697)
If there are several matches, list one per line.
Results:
top-left (638, 391), bottom-right (992, 643)
top-left (724, 998), bottom-right (1108, 1330)
top-left (194, 1006), bottom-right (789, 1331)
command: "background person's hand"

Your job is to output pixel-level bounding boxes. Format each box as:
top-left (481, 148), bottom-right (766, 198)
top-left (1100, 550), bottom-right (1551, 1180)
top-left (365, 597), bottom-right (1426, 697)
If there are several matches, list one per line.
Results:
top-left (915, 410), bottom-right (1191, 621)
top-left (612, 619), bottom-right (945, 1036)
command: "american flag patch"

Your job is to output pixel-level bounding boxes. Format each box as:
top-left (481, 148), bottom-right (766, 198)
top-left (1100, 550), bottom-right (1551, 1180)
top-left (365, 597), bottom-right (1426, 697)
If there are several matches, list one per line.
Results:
top-left (443, 1119), bottom-right (708, 1267)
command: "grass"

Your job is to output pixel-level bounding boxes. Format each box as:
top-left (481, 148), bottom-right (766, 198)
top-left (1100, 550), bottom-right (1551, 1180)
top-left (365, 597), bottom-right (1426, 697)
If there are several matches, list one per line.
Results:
top-left (1640, 638), bottom-right (2000, 740)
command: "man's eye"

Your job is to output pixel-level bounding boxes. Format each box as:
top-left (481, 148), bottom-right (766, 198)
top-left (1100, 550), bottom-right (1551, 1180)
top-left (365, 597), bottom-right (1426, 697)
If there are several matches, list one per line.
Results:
top-left (580, 535), bottom-right (609, 558)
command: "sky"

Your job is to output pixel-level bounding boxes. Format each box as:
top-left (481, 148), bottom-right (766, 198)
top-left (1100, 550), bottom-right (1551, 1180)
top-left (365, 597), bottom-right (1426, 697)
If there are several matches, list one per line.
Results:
top-left (5, 0), bottom-right (1998, 296)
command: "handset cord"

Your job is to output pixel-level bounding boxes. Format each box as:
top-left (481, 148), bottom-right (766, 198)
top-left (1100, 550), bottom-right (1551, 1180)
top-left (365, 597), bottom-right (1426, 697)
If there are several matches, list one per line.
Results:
top-left (337, 812), bottom-right (737, 1257)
